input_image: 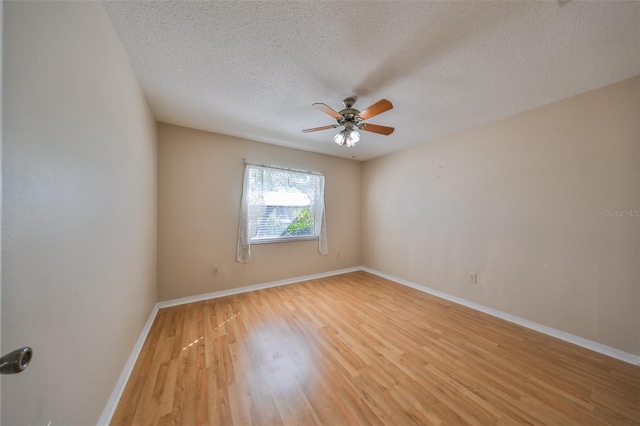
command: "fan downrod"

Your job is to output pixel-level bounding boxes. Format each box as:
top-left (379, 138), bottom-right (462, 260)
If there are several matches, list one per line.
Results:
top-left (342, 97), bottom-right (357, 108)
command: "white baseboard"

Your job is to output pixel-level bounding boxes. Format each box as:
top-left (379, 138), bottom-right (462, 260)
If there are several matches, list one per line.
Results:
top-left (362, 267), bottom-right (640, 366)
top-left (157, 266), bottom-right (362, 309)
top-left (97, 304), bottom-right (160, 426)
top-left (99, 265), bottom-right (639, 424)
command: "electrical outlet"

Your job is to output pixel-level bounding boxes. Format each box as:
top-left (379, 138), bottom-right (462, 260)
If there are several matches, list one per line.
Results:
top-left (336, 251), bottom-right (341, 259)
top-left (469, 273), bottom-right (477, 284)
top-left (212, 266), bottom-right (219, 275)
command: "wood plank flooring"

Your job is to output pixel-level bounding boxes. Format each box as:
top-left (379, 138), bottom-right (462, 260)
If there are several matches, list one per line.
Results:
top-left (111, 271), bottom-right (639, 425)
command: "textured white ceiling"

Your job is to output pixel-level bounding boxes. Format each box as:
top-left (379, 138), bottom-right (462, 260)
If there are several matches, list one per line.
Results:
top-left (104, 1), bottom-right (640, 161)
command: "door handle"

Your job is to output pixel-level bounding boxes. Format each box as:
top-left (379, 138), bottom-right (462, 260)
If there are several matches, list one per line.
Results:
top-left (0, 347), bottom-right (33, 374)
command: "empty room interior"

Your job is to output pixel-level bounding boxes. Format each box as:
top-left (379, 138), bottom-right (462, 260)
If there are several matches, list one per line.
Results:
top-left (2, 1), bottom-right (639, 425)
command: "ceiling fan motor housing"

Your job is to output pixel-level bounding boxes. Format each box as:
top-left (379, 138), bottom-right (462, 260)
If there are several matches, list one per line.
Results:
top-left (337, 110), bottom-right (361, 125)
top-left (338, 98), bottom-right (361, 125)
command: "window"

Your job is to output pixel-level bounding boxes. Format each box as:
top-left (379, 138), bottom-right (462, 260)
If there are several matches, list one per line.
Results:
top-left (237, 164), bottom-right (328, 263)
top-left (248, 167), bottom-right (319, 242)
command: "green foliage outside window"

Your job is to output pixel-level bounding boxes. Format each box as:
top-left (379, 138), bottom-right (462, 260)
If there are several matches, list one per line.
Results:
top-left (285, 207), bottom-right (314, 236)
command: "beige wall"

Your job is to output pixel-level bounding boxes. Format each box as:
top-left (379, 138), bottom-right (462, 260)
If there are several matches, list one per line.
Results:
top-left (157, 123), bottom-right (361, 301)
top-left (2, 2), bottom-right (157, 425)
top-left (362, 77), bottom-right (640, 355)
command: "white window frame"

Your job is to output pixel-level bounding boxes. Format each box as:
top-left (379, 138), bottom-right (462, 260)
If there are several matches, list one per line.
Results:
top-left (237, 163), bottom-right (328, 263)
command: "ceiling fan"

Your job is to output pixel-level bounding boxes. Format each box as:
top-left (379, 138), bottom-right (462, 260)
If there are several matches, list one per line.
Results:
top-left (302, 97), bottom-right (394, 147)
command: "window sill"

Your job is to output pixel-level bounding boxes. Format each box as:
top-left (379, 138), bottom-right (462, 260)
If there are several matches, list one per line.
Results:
top-left (250, 236), bottom-right (319, 245)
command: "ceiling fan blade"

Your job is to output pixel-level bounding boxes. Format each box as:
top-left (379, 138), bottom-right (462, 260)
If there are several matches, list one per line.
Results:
top-left (359, 123), bottom-right (394, 135)
top-left (358, 99), bottom-right (393, 121)
top-left (312, 103), bottom-right (342, 119)
top-left (302, 124), bottom-right (338, 133)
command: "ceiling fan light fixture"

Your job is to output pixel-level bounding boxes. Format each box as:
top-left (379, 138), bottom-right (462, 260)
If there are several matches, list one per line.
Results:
top-left (333, 130), bottom-right (347, 146)
top-left (334, 129), bottom-right (360, 147)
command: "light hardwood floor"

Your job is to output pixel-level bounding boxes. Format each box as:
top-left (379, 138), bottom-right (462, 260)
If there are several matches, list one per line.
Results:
top-left (112, 271), bottom-right (639, 425)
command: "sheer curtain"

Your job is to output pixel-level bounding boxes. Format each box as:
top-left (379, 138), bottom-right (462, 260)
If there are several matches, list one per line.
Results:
top-left (237, 165), bottom-right (252, 263)
top-left (236, 163), bottom-right (328, 263)
top-left (315, 176), bottom-right (328, 255)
